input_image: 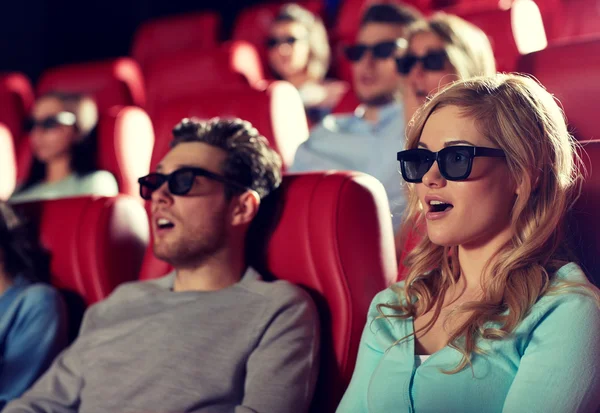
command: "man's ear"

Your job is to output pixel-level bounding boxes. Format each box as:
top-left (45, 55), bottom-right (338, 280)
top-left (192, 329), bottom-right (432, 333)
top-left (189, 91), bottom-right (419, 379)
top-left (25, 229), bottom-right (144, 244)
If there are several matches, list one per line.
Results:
top-left (230, 191), bottom-right (261, 226)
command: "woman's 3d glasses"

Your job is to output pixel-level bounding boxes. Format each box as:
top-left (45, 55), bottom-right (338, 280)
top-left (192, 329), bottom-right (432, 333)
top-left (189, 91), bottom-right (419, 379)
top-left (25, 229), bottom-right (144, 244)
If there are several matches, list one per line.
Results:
top-left (397, 146), bottom-right (506, 183)
top-left (395, 50), bottom-right (447, 75)
top-left (24, 111), bottom-right (77, 132)
top-left (138, 167), bottom-right (249, 200)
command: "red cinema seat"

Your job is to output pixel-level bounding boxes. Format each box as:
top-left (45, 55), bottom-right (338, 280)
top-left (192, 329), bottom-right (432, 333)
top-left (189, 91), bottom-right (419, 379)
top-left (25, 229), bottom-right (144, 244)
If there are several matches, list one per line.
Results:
top-left (131, 12), bottom-right (221, 70)
top-left (37, 58), bottom-right (146, 113)
top-left (97, 106), bottom-right (155, 197)
top-left (446, 0), bottom-right (547, 72)
top-left (0, 124), bottom-right (16, 200)
top-left (569, 140), bottom-right (600, 286)
top-left (16, 106), bottom-right (154, 197)
top-left (149, 82), bottom-right (309, 170)
top-left (0, 72), bottom-right (34, 145)
top-left (232, 0), bottom-right (325, 75)
top-left (144, 42), bottom-right (264, 118)
top-left (139, 171), bottom-right (397, 412)
top-left (546, 0), bottom-right (600, 41)
top-left (519, 37), bottom-right (600, 141)
top-left (332, 88), bottom-right (361, 115)
top-left (14, 195), bottom-right (149, 305)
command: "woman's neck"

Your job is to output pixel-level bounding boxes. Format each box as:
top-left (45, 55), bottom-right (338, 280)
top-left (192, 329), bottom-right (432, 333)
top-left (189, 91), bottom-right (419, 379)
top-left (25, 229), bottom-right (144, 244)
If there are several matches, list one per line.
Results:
top-left (457, 225), bottom-right (514, 292)
top-left (45, 156), bottom-right (72, 184)
top-left (286, 72), bottom-right (311, 89)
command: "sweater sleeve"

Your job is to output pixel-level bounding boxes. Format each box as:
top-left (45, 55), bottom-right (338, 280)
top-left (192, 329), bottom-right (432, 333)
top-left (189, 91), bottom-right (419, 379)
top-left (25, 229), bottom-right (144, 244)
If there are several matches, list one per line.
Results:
top-left (502, 292), bottom-right (600, 413)
top-left (336, 288), bottom-right (397, 413)
top-left (235, 286), bottom-right (320, 413)
top-left (2, 301), bottom-right (101, 413)
top-left (0, 286), bottom-right (68, 409)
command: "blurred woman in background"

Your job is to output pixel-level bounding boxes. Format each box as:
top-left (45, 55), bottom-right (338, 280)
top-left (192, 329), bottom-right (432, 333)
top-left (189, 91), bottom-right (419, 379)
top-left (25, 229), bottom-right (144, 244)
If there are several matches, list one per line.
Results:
top-left (0, 201), bottom-right (67, 408)
top-left (10, 91), bottom-right (118, 203)
top-left (267, 3), bottom-right (347, 122)
top-left (397, 12), bottom-right (497, 125)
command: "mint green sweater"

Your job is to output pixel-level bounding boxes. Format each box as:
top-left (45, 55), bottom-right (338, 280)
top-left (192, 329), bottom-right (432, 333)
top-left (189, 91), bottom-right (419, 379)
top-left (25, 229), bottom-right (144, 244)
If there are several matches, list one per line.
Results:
top-left (337, 263), bottom-right (600, 413)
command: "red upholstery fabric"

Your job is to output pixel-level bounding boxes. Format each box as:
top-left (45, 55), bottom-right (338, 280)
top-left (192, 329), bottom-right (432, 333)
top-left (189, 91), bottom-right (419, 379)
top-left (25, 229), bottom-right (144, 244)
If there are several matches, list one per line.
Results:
top-left (0, 72), bottom-right (34, 145)
top-left (14, 195), bottom-right (149, 305)
top-left (231, 0), bottom-right (325, 76)
top-left (37, 58), bottom-right (146, 113)
top-left (546, 0), bottom-right (600, 40)
top-left (149, 81), bottom-right (308, 170)
top-left (519, 37), bottom-right (600, 141)
top-left (332, 88), bottom-right (361, 115)
top-left (445, 2), bottom-right (534, 72)
top-left (0, 124), bottom-right (16, 200)
top-left (16, 107), bottom-right (154, 194)
top-left (131, 12), bottom-right (221, 70)
top-left (139, 171), bottom-right (397, 411)
top-left (97, 106), bottom-right (154, 197)
top-left (570, 140), bottom-right (600, 286)
top-left (144, 42), bottom-right (264, 118)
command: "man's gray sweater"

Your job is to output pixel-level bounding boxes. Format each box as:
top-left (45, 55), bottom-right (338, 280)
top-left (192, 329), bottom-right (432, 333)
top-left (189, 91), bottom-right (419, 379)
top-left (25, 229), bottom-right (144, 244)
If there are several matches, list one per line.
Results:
top-left (4, 268), bottom-right (320, 413)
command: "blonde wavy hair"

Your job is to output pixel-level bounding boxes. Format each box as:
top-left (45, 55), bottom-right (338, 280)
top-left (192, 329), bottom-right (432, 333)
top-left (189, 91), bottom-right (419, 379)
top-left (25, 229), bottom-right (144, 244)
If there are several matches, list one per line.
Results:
top-left (405, 12), bottom-right (497, 79)
top-left (386, 73), bottom-right (599, 373)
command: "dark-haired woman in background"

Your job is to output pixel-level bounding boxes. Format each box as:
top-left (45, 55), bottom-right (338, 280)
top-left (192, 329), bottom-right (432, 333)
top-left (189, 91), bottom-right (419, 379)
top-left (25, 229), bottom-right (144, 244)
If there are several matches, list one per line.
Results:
top-left (9, 92), bottom-right (118, 203)
top-left (0, 201), bottom-right (67, 408)
top-left (267, 3), bottom-right (347, 122)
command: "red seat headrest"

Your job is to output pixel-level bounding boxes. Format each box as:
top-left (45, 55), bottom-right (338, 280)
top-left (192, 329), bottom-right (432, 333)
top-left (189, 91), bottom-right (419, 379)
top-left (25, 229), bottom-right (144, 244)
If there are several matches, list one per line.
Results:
top-left (144, 41), bottom-right (264, 117)
top-left (149, 82), bottom-right (308, 170)
top-left (139, 171), bottom-right (397, 410)
top-left (14, 195), bottom-right (149, 305)
top-left (0, 72), bottom-right (34, 144)
top-left (37, 58), bottom-right (146, 113)
top-left (519, 37), bottom-right (600, 141)
top-left (97, 106), bottom-right (154, 197)
top-left (0, 124), bottom-right (16, 200)
top-left (131, 12), bottom-right (221, 70)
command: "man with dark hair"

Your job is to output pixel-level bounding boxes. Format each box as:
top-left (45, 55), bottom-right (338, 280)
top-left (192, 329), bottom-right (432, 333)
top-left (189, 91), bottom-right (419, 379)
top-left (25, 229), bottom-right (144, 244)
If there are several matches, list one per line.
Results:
top-left (290, 2), bottom-right (422, 230)
top-left (5, 118), bottom-right (320, 413)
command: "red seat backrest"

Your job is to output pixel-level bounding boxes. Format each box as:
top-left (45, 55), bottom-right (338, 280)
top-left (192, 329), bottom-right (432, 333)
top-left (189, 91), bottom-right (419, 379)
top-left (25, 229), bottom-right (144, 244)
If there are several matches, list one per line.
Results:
top-left (149, 82), bottom-right (309, 171)
top-left (570, 140), bottom-right (600, 286)
top-left (446, 1), bottom-right (546, 72)
top-left (519, 37), bottom-right (600, 141)
top-left (13, 195), bottom-right (149, 305)
top-left (97, 106), bottom-right (154, 197)
top-left (144, 42), bottom-right (264, 118)
top-left (0, 72), bottom-right (34, 145)
top-left (131, 12), bottom-right (221, 70)
top-left (139, 171), bottom-right (397, 411)
top-left (0, 124), bottom-right (16, 200)
top-left (37, 58), bottom-right (146, 113)
top-left (547, 0), bottom-right (600, 41)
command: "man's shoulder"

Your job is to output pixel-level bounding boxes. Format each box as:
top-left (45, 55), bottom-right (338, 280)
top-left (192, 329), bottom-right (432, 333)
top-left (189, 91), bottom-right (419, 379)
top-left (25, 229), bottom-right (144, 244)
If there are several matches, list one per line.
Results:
top-left (240, 272), bottom-right (316, 311)
top-left (311, 112), bottom-right (356, 135)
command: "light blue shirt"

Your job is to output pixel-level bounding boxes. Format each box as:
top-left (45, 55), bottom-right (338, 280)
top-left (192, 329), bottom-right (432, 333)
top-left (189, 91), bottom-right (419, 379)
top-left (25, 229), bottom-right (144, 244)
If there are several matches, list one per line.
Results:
top-left (0, 276), bottom-right (68, 409)
top-left (290, 102), bottom-right (406, 230)
top-left (337, 263), bottom-right (600, 413)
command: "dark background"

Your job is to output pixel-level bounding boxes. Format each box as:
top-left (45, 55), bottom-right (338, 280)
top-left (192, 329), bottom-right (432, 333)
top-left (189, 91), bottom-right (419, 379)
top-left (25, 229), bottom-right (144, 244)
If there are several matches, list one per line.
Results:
top-left (0, 0), bottom-right (339, 83)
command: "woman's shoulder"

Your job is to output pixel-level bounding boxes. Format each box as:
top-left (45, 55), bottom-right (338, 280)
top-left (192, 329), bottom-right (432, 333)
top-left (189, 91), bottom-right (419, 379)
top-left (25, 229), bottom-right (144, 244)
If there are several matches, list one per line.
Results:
top-left (369, 281), bottom-right (407, 313)
top-left (78, 170), bottom-right (119, 196)
top-left (527, 262), bottom-right (599, 327)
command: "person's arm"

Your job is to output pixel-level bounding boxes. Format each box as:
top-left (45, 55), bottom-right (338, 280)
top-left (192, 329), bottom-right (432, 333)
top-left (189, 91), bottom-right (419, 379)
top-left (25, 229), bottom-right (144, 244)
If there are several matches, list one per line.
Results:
top-left (502, 292), bottom-right (600, 413)
top-left (336, 288), bottom-right (396, 413)
top-left (2, 298), bottom-right (100, 413)
top-left (235, 287), bottom-right (320, 413)
top-left (0, 286), bottom-right (68, 409)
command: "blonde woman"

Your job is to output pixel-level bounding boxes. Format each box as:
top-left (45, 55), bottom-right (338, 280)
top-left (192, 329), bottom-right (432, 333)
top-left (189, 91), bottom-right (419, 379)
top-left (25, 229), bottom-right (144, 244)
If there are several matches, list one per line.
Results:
top-left (337, 74), bottom-right (600, 413)
top-left (398, 13), bottom-right (497, 126)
